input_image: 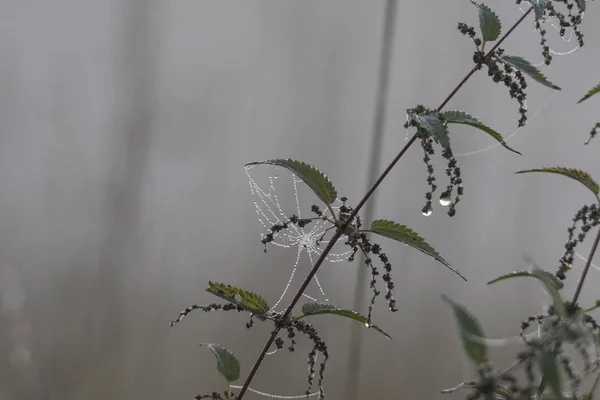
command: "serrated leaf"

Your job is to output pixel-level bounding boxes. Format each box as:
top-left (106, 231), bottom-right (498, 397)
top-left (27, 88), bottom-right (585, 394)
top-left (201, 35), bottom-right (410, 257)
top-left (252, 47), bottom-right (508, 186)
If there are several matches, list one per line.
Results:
top-left (413, 113), bottom-right (451, 150)
top-left (516, 167), bottom-right (599, 196)
top-left (245, 159), bottom-right (337, 204)
top-left (530, 0), bottom-right (548, 21)
top-left (442, 295), bottom-right (487, 364)
top-left (538, 351), bottom-right (562, 399)
top-left (501, 55), bottom-right (561, 90)
top-left (443, 110), bottom-right (521, 155)
top-left (472, 2), bottom-right (502, 41)
top-left (301, 302), bottom-right (391, 339)
top-left (576, 0), bottom-right (587, 12)
top-left (207, 281), bottom-right (269, 315)
top-left (200, 343), bottom-right (241, 382)
top-left (578, 82), bottom-right (600, 104)
top-left (488, 268), bottom-right (565, 316)
top-left (368, 219), bottom-right (466, 281)
top-left (487, 270), bottom-right (564, 290)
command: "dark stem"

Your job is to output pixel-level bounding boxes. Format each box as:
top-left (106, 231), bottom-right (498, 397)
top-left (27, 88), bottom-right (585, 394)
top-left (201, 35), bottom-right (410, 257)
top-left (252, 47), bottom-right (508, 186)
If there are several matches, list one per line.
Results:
top-left (235, 6), bottom-right (534, 400)
top-left (572, 226), bottom-right (600, 304)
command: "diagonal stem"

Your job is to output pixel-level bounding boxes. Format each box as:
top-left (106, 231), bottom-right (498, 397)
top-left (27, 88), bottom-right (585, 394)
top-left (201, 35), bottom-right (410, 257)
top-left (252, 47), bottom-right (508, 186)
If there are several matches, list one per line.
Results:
top-left (572, 226), bottom-right (600, 304)
top-left (235, 6), bottom-right (534, 400)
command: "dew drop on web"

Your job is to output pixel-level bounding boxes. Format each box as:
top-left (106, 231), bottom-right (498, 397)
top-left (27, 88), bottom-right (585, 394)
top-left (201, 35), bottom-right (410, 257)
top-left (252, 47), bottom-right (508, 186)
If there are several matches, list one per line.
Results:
top-left (421, 203), bottom-right (433, 217)
top-left (439, 196), bottom-right (451, 207)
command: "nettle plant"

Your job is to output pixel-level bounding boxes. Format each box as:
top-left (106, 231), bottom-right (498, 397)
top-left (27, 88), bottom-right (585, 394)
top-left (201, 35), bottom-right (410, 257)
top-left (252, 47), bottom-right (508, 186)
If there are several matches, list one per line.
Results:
top-left (171, 1), bottom-right (600, 399)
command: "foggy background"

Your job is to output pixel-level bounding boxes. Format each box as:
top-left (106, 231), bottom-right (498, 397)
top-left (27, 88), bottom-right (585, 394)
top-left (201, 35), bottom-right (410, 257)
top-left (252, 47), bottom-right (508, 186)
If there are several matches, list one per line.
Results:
top-left (1, 1), bottom-right (599, 399)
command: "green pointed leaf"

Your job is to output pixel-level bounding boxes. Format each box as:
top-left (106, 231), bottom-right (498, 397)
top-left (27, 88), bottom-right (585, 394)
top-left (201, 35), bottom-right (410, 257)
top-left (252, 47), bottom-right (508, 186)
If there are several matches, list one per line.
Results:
top-left (200, 343), bottom-right (241, 382)
top-left (300, 302), bottom-right (391, 339)
top-left (368, 219), bottom-right (466, 281)
top-left (488, 268), bottom-right (565, 316)
top-left (442, 295), bottom-right (487, 364)
top-left (487, 270), bottom-right (564, 290)
top-left (578, 82), bottom-right (600, 104)
top-left (501, 55), bottom-right (561, 90)
top-left (530, 0), bottom-right (548, 20)
top-left (472, 2), bottom-right (502, 41)
top-left (443, 110), bottom-right (521, 155)
top-left (516, 167), bottom-right (599, 196)
top-left (207, 281), bottom-right (269, 315)
top-left (413, 113), bottom-right (451, 150)
top-left (245, 159), bottom-right (337, 204)
top-left (538, 351), bottom-right (562, 399)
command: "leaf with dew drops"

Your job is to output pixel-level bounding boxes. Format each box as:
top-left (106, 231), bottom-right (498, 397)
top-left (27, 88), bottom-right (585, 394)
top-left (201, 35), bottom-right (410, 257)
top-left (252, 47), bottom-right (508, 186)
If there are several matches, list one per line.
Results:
top-left (300, 302), bottom-right (391, 339)
top-left (207, 281), bottom-right (270, 316)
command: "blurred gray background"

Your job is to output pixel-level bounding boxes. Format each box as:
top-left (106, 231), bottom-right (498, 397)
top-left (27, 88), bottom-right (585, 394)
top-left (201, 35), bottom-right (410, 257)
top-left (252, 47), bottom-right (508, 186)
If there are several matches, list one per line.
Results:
top-left (0, 1), bottom-right (599, 399)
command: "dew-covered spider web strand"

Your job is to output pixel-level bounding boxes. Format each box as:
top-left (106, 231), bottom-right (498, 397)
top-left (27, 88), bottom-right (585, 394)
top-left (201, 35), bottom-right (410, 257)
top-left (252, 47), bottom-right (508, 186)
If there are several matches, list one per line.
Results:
top-left (229, 385), bottom-right (322, 399)
top-left (576, 252), bottom-right (600, 273)
top-left (245, 165), bottom-right (352, 315)
top-left (453, 90), bottom-right (557, 157)
top-left (517, 3), bottom-right (582, 66)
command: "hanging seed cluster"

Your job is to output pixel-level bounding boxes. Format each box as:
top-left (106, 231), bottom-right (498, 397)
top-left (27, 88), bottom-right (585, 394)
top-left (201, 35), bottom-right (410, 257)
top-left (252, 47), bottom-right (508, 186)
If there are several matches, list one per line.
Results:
top-left (273, 317), bottom-right (329, 400)
top-left (515, 0), bottom-right (590, 65)
top-left (474, 48), bottom-right (529, 127)
top-left (557, 204), bottom-right (600, 280)
top-left (340, 197), bottom-right (398, 322)
top-left (404, 105), bottom-right (464, 217)
top-left (585, 122), bottom-right (599, 145)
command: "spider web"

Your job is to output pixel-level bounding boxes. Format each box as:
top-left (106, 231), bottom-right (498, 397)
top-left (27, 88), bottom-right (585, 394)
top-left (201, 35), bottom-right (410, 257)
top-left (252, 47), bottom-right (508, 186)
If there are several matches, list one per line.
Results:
top-left (237, 164), bottom-right (353, 398)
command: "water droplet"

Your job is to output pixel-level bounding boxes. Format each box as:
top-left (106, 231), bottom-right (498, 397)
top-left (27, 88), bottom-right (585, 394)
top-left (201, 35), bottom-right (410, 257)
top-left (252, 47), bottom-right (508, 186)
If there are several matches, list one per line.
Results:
top-left (234, 294), bottom-right (243, 302)
top-left (364, 322), bottom-right (371, 328)
top-left (421, 203), bottom-right (433, 217)
top-left (439, 195), bottom-right (451, 207)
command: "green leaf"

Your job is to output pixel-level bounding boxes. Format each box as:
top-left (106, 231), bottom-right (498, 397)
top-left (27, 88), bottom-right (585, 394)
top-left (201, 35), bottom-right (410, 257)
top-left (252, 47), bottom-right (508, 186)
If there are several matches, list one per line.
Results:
top-left (442, 295), bottom-right (487, 364)
top-left (207, 281), bottom-right (270, 315)
top-left (501, 55), bottom-right (561, 90)
top-left (413, 113), bottom-right (451, 150)
top-left (487, 270), bottom-right (564, 290)
top-left (200, 343), bottom-right (241, 382)
top-left (443, 110), bottom-right (521, 155)
top-left (578, 82), bottom-right (600, 104)
top-left (538, 351), bottom-right (562, 399)
top-left (472, 2), bottom-right (502, 41)
top-left (530, 0), bottom-right (548, 21)
top-left (516, 167), bottom-right (599, 196)
top-left (488, 268), bottom-right (565, 316)
top-left (245, 159), bottom-right (337, 204)
top-left (369, 219), bottom-right (466, 281)
top-left (300, 302), bottom-right (391, 339)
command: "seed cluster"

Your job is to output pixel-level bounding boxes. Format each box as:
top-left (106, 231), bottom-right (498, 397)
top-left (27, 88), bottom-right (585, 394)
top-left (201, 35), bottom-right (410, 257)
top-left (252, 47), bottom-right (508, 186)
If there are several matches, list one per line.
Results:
top-left (585, 122), bottom-right (599, 145)
top-left (273, 317), bottom-right (329, 400)
top-left (405, 106), bottom-right (464, 217)
top-left (558, 204), bottom-right (600, 280)
top-left (476, 48), bottom-right (529, 127)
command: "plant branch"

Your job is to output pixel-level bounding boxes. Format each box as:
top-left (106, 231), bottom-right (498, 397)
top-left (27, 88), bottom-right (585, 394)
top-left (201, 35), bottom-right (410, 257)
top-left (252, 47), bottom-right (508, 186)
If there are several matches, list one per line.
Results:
top-left (572, 226), bottom-right (600, 304)
top-left (235, 6), bottom-right (534, 400)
